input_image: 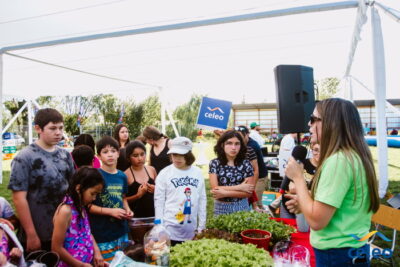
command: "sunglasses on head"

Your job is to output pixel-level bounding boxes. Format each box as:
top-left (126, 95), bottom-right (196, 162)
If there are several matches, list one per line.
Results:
top-left (310, 114), bottom-right (322, 124)
top-left (234, 126), bottom-right (248, 133)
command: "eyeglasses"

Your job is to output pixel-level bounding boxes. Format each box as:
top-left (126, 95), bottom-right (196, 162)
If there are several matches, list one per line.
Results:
top-left (310, 114), bottom-right (322, 124)
top-left (234, 126), bottom-right (248, 134)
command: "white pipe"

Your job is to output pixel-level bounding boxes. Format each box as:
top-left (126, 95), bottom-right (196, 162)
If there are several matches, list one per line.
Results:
top-left (159, 87), bottom-right (166, 134)
top-left (374, 1), bottom-right (400, 23)
top-left (0, 1), bottom-right (358, 53)
top-left (165, 102), bottom-right (180, 137)
top-left (371, 6), bottom-right (389, 198)
top-left (1, 102), bottom-right (28, 134)
top-left (32, 99), bottom-right (41, 110)
top-left (350, 75), bottom-right (400, 116)
top-left (27, 101), bottom-right (33, 144)
top-left (344, 0), bottom-right (368, 77)
top-left (349, 75), bottom-right (354, 101)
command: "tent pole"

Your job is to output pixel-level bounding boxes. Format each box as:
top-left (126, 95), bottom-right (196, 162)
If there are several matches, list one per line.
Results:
top-left (1, 102), bottom-right (28, 135)
top-left (159, 87), bottom-right (166, 134)
top-left (0, 1), bottom-right (359, 54)
top-left (27, 100), bottom-right (33, 145)
top-left (350, 75), bottom-right (400, 116)
top-left (348, 76), bottom-right (354, 101)
top-left (371, 6), bottom-right (389, 198)
top-left (165, 103), bottom-right (180, 137)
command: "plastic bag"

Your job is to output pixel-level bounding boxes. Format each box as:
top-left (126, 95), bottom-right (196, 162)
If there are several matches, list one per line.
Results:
top-left (273, 241), bottom-right (310, 267)
top-left (110, 251), bottom-right (153, 267)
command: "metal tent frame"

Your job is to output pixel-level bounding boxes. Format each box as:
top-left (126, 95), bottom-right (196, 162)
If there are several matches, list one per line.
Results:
top-left (0, 0), bottom-right (399, 195)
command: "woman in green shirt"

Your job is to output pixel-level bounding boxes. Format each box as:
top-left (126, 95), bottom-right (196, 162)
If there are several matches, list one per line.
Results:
top-left (285, 98), bottom-right (380, 267)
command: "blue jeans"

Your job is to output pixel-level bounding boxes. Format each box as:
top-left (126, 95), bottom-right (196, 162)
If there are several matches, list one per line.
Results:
top-left (313, 244), bottom-right (370, 267)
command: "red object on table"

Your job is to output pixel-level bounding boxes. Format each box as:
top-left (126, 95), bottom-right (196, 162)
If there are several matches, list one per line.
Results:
top-left (241, 229), bottom-right (272, 251)
top-left (270, 218), bottom-right (316, 267)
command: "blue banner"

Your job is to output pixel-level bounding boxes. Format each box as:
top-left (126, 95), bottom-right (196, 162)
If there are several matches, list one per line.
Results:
top-left (196, 97), bottom-right (232, 130)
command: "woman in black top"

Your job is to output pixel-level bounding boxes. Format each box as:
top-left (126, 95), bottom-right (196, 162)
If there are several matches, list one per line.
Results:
top-left (142, 126), bottom-right (171, 174)
top-left (114, 124), bottom-right (131, 171)
top-left (124, 141), bottom-right (157, 218)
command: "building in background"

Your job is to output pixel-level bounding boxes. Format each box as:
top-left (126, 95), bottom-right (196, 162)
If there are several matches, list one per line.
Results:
top-left (232, 99), bottom-right (400, 135)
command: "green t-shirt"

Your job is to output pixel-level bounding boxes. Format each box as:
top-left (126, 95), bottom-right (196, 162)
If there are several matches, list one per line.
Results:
top-left (311, 151), bottom-right (372, 250)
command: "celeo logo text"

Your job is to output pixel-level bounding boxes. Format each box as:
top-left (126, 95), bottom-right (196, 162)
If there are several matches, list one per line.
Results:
top-left (205, 107), bottom-right (224, 120)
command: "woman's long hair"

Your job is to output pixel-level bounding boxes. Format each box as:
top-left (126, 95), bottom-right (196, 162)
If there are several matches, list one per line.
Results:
top-left (142, 126), bottom-right (167, 141)
top-left (311, 98), bottom-right (379, 213)
top-left (113, 124), bottom-right (130, 147)
top-left (67, 167), bottom-right (105, 219)
top-left (214, 130), bottom-right (247, 166)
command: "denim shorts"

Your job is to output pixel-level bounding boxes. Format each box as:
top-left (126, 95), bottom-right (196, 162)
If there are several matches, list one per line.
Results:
top-left (313, 244), bottom-right (370, 267)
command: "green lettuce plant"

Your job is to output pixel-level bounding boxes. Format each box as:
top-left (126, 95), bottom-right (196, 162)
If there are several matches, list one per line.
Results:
top-left (170, 239), bottom-right (273, 267)
top-left (206, 211), bottom-right (295, 243)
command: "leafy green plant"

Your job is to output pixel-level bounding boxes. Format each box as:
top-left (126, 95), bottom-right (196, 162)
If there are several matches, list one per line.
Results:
top-left (207, 211), bottom-right (295, 243)
top-left (171, 239), bottom-right (273, 267)
top-left (194, 229), bottom-right (241, 243)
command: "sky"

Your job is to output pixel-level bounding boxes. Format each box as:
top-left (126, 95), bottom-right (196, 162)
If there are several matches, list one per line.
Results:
top-left (1, 0), bottom-right (399, 107)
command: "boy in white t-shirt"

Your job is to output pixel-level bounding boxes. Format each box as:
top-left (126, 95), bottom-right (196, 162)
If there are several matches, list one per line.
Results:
top-left (154, 137), bottom-right (207, 246)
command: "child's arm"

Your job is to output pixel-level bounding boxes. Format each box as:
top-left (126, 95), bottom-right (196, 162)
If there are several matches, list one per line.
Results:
top-left (250, 159), bottom-right (258, 185)
top-left (154, 174), bottom-right (166, 220)
top-left (122, 196), bottom-right (134, 218)
top-left (0, 252), bottom-right (6, 266)
top-left (89, 204), bottom-right (130, 220)
top-left (12, 191), bottom-right (41, 252)
top-left (197, 179), bottom-right (207, 232)
top-left (52, 205), bottom-right (91, 267)
top-left (92, 235), bottom-right (109, 267)
top-left (209, 174), bottom-right (252, 198)
top-left (125, 184), bottom-right (148, 203)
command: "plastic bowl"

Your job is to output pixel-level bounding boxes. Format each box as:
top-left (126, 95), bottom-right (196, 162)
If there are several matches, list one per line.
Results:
top-left (241, 229), bottom-right (272, 251)
top-left (129, 217), bottom-right (155, 244)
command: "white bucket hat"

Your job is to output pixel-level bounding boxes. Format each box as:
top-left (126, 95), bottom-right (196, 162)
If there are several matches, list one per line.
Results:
top-left (167, 136), bottom-right (193, 155)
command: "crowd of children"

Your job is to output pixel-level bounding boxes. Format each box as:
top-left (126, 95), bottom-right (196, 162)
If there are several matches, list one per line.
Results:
top-left (1, 107), bottom-right (324, 267)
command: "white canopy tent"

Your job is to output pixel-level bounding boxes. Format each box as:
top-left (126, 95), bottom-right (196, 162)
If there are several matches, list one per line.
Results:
top-left (0, 0), bottom-right (399, 195)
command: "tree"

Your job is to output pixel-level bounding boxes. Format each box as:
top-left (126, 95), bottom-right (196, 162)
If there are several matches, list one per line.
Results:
top-left (124, 102), bottom-right (144, 139)
top-left (92, 94), bottom-right (121, 128)
top-left (315, 77), bottom-right (340, 100)
top-left (36, 96), bottom-right (54, 107)
top-left (4, 99), bottom-right (28, 134)
top-left (64, 114), bottom-right (80, 136)
top-left (140, 95), bottom-right (161, 130)
top-left (171, 94), bottom-right (203, 140)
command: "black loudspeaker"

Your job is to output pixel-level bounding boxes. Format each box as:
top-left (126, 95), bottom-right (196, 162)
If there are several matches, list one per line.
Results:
top-left (274, 65), bottom-right (315, 134)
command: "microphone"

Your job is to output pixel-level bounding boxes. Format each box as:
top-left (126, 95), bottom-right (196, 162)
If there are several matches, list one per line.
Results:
top-left (280, 145), bottom-right (308, 215)
top-left (279, 145), bottom-right (308, 194)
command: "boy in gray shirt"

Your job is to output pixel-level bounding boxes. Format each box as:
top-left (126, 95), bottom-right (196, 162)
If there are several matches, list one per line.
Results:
top-left (8, 108), bottom-right (74, 252)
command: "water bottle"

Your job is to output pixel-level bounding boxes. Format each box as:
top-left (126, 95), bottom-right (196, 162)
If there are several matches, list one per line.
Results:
top-left (143, 219), bottom-right (170, 266)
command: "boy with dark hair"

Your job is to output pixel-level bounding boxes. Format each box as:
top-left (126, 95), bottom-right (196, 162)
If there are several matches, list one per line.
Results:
top-left (71, 144), bottom-right (95, 169)
top-left (8, 108), bottom-right (74, 252)
top-left (89, 136), bottom-right (133, 262)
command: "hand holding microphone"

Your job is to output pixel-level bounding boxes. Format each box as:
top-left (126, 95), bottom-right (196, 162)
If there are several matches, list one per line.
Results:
top-left (280, 145), bottom-right (307, 215)
top-left (280, 145), bottom-right (307, 193)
